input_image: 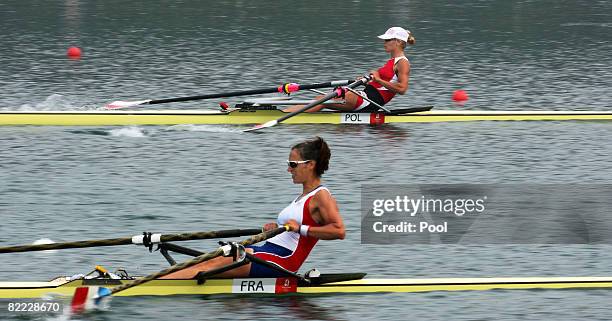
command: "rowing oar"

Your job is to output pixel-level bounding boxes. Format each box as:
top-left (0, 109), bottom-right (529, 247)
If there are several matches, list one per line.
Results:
top-left (70, 226), bottom-right (289, 312)
top-left (243, 75), bottom-right (372, 132)
top-left (0, 228), bottom-right (262, 254)
top-left (105, 80), bottom-right (352, 109)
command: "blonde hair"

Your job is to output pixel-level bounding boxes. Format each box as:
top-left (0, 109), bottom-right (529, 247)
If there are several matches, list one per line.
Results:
top-left (407, 34), bottom-right (416, 45)
top-left (399, 34), bottom-right (416, 49)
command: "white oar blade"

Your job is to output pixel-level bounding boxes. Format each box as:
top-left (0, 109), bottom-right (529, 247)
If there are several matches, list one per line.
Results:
top-left (243, 120), bottom-right (278, 132)
top-left (70, 286), bottom-right (111, 313)
top-left (104, 100), bottom-right (151, 110)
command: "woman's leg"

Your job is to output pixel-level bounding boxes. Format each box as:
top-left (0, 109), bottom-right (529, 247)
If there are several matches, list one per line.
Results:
top-left (283, 91), bottom-right (362, 113)
top-left (160, 248), bottom-right (254, 279)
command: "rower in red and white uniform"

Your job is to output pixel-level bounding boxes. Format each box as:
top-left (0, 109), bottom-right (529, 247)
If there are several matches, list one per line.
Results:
top-left (284, 27), bottom-right (415, 113)
top-left (162, 136), bottom-right (345, 278)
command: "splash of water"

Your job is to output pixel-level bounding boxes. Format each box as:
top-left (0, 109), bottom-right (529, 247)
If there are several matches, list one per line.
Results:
top-left (108, 127), bottom-right (148, 138)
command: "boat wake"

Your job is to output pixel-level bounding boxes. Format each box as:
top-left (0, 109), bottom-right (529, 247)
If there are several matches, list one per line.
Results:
top-left (68, 125), bottom-right (240, 137)
top-left (9, 94), bottom-right (91, 111)
top-left (165, 124), bottom-right (243, 133)
top-left (108, 127), bottom-right (149, 138)
top-left (69, 127), bottom-right (151, 137)
top-left (31, 238), bottom-right (58, 254)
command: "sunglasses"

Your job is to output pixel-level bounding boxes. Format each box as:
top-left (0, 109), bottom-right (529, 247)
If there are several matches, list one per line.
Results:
top-left (287, 160), bottom-right (311, 168)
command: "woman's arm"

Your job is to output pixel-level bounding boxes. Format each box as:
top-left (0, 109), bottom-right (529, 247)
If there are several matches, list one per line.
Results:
top-left (302, 190), bottom-right (346, 240)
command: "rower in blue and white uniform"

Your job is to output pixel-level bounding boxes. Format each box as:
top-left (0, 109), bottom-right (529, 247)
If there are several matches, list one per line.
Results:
top-left (162, 136), bottom-right (345, 278)
top-left (248, 184), bottom-right (330, 276)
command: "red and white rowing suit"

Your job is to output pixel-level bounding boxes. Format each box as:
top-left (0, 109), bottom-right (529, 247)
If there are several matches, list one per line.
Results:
top-left (251, 186), bottom-right (327, 273)
top-left (354, 56), bottom-right (409, 111)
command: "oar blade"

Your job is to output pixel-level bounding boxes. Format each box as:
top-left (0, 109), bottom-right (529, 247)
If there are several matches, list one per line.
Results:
top-left (243, 119), bottom-right (278, 132)
top-left (70, 286), bottom-right (111, 313)
top-left (105, 100), bottom-right (151, 110)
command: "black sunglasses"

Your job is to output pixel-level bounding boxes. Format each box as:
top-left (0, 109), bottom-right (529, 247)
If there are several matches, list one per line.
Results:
top-left (287, 160), bottom-right (311, 168)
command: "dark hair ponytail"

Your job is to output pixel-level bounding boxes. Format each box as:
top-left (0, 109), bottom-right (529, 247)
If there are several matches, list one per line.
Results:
top-left (292, 136), bottom-right (331, 177)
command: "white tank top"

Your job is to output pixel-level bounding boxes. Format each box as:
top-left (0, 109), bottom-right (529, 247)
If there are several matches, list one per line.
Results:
top-left (267, 186), bottom-right (328, 251)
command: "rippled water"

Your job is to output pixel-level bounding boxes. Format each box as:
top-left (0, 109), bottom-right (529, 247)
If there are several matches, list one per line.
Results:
top-left (1, 0), bottom-right (612, 320)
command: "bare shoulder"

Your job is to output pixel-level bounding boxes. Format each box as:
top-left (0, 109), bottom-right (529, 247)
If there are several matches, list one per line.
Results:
top-left (310, 189), bottom-right (338, 211)
top-left (313, 188), bottom-right (336, 204)
top-left (397, 58), bottom-right (410, 69)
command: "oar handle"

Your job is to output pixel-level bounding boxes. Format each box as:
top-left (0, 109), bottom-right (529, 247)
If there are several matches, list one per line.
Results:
top-left (291, 80), bottom-right (352, 92)
top-left (0, 228), bottom-right (262, 254)
top-left (109, 226), bottom-right (289, 295)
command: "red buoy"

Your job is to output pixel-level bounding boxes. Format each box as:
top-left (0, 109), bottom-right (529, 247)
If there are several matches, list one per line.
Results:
top-left (67, 46), bottom-right (82, 59)
top-left (452, 90), bottom-right (469, 102)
